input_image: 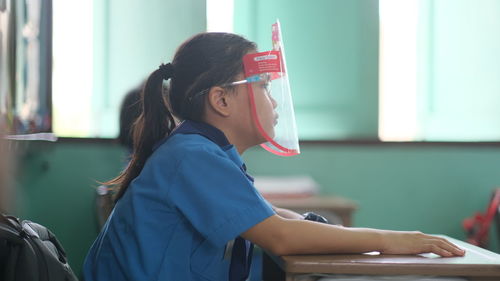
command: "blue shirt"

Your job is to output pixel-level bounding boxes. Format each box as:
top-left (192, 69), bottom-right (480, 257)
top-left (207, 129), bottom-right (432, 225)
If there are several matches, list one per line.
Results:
top-left (83, 120), bottom-right (275, 281)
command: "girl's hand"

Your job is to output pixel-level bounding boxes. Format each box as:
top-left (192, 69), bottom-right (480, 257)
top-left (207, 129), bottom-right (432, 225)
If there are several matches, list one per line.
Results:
top-left (381, 231), bottom-right (466, 257)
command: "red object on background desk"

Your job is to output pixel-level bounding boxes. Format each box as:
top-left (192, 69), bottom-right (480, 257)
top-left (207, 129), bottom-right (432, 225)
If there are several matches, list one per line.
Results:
top-left (463, 188), bottom-right (500, 248)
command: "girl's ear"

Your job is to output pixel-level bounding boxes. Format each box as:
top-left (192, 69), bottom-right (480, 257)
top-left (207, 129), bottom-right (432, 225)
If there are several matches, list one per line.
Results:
top-left (206, 86), bottom-right (231, 117)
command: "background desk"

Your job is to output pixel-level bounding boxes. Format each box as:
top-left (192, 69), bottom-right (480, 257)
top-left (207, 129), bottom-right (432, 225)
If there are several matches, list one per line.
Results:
top-left (265, 236), bottom-right (500, 281)
top-left (267, 196), bottom-right (358, 226)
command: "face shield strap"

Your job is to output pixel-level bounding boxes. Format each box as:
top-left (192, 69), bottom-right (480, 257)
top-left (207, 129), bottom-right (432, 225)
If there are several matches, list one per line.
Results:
top-left (229, 73), bottom-right (270, 86)
top-left (189, 74), bottom-right (268, 102)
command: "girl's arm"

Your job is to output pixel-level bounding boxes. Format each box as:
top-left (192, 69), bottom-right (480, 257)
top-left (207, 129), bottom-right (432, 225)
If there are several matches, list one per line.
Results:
top-left (242, 215), bottom-right (465, 257)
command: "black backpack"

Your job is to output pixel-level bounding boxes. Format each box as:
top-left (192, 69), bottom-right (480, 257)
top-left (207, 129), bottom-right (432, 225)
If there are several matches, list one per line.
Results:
top-left (0, 214), bottom-right (78, 281)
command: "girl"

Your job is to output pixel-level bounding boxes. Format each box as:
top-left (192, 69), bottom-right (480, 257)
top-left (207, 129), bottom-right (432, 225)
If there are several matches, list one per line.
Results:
top-left (83, 32), bottom-right (464, 281)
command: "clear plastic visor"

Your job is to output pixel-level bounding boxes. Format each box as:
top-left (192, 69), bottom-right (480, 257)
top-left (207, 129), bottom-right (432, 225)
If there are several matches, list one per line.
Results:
top-left (240, 51), bottom-right (299, 156)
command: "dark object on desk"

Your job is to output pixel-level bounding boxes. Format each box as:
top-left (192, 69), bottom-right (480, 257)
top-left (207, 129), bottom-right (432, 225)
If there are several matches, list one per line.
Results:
top-left (463, 188), bottom-right (500, 250)
top-left (303, 212), bottom-right (329, 224)
top-left (268, 196), bottom-right (356, 227)
top-left (0, 213), bottom-right (78, 281)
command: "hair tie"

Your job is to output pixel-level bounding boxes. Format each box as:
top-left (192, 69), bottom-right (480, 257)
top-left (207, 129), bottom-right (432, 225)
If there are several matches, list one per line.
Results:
top-left (158, 63), bottom-right (175, 80)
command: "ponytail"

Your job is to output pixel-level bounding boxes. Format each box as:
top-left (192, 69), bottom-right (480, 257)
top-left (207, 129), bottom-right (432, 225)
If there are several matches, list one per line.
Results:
top-left (106, 63), bottom-right (176, 201)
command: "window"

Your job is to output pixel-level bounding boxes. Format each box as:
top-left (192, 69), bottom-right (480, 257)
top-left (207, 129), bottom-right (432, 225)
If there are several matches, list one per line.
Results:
top-left (379, 0), bottom-right (500, 141)
top-left (52, 0), bottom-right (93, 137)
top-left (51, 0), bottom-right (500, 141)
top-left (379, 0), bottom-right (419, 141)
top-left (52, 0), bottom-right (206, 138)
top-left (207, 0), bottom-right (233, 32)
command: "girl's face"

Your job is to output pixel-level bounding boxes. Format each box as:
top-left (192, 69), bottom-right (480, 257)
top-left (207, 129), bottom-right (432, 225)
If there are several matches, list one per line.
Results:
top-left (232, 73), bottom-right (278, 146)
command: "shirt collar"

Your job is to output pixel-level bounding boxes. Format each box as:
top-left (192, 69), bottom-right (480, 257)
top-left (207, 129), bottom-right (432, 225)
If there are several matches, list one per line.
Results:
top-left (153, 120), bottom-right (231, 151)
top-left (172, 120), bottom-right (231, 148)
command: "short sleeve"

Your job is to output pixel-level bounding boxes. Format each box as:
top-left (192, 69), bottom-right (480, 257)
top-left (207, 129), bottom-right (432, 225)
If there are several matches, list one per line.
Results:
top-left (168, 146), bottom-right (275, 247)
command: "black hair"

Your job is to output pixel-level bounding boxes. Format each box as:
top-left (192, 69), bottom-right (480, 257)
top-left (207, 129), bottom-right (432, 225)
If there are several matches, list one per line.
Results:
top-left (107, 33), bottom-right (257, 201)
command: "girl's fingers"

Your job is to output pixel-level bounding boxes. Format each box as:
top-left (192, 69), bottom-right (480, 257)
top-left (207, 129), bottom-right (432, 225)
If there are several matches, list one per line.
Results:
top-left (435, 237), bottom-right (466, 256)
top-left (442, 242), bottom-right (466, 256)
top-left (426, 238), bottom-right (465, 257)
top-left (425, 244), bottom-right (453, 257)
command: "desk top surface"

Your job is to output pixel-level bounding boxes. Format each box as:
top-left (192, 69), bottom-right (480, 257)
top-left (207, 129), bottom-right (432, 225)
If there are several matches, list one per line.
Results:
top-left (275, 236), bottom-right (500, 277)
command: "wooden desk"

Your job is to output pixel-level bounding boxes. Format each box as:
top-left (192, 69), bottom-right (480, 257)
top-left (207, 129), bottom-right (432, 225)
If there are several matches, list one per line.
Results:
top-left (266, 236), bottom-right (500, 281)
top-left (267, 196), bottom-right (358, 226)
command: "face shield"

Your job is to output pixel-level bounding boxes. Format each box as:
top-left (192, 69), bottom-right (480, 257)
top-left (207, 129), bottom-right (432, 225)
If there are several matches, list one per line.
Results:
top-left (238, 21), bottom-right (300, 156)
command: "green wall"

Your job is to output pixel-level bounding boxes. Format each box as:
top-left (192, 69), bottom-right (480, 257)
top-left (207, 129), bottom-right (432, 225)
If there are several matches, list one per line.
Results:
top-left (14, 142), bottom-right (124, 278)
top-left (14, 142), bottom-right (500, 276)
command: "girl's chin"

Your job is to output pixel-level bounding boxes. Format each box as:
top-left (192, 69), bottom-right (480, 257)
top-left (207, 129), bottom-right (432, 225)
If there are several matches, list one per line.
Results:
top-left (264, 129), bottom-right (276, 140)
